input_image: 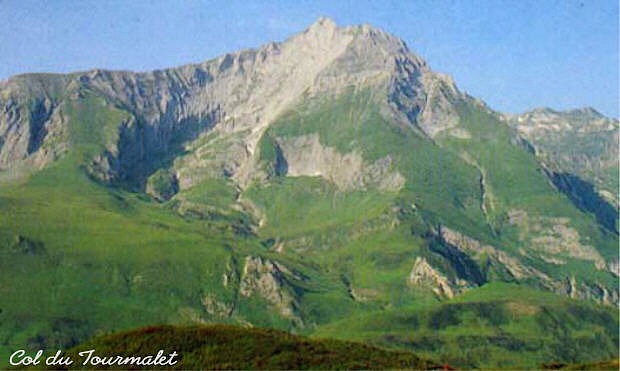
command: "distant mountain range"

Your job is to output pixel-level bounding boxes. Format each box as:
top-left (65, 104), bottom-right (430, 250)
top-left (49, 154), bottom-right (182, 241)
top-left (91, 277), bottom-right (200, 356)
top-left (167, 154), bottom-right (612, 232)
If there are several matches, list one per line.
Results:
top-left (0, 17), bottom-right (617, 369)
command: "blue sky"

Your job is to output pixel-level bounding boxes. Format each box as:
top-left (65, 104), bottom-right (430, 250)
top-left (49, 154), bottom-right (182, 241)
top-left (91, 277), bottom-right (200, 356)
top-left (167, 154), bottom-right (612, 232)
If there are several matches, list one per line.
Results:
top-left (0, 0), bottom-right (618, 117)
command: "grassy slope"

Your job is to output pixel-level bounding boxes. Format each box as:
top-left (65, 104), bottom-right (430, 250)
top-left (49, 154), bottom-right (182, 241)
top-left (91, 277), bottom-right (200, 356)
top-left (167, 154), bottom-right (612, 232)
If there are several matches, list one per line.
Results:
top-left (0, 93), bottom-right (254, 363)
top-left (439, 103), bottom-right (618, 286)
top-left (55, 324), bottom-right (437, 370)
top-left (249, 89), bottom-right (489, 308)
top-left (252, 89), bottom-right (617, 301)
top-left (312, 283), bottom-right (619, 369)
top-left (258, 89), bottom-right (487, 231)
top-left (0, 158), bottom-right (245, 361)
top-left (246, 90), bottom-right (619, 368)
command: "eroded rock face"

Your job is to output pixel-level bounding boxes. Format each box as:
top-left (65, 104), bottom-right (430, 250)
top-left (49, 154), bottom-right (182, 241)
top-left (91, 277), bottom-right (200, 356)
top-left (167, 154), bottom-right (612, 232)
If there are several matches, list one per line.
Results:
top-left (0, 80), bottom-right (70, 177)
top-left (145, 169), bottom-right (179, 202)
top-left (507, 210), bottom-right (606, 270)
top-left (408, 257), bottom-right (461, 298)
top-left (506, 107), bottom-right (619, 206)
top-left (0, 17), bottom-right (452, 191)
top-left (439, 226), bottom-right (548, 281)
top-left (0, 18), bottom-right (616, 315)
top-left (609, 260), bottom-right (620, 277)
top-left (202, 294), bottom-right (234, 318)
top-left (437, 225), bottom-right (618, 305)
top-left (239, 256), bottom-right (299, 320)
top-left (276, 134), bottom-right (405, 191)
top-left (416, 74), bottom-right (461, 137)
top-left (563, 276), bottom-right (619, 305)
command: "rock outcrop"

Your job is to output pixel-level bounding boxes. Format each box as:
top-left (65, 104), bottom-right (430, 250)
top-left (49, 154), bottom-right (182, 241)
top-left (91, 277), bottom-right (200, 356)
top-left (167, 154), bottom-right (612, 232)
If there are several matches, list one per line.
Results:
top-left (437, 225), bottom-right (618, 304)
top-left (239, 256), bottom-right (300, 321)
top-left (408, 257), bottom-right (463, 298)
top-left (506, 107), bottom-right (619, 208)
top-left (506, 210), bottom-right (607, 270)
top-left (276, 134), bottom-right (404, 191)
top-left (202, 294), bottom-right (234, 318)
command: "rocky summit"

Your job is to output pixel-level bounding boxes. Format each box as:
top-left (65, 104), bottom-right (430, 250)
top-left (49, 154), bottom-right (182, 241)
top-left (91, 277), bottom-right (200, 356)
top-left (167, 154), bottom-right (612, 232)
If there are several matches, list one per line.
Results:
top-left (0, 18), bottom-right (618, 369)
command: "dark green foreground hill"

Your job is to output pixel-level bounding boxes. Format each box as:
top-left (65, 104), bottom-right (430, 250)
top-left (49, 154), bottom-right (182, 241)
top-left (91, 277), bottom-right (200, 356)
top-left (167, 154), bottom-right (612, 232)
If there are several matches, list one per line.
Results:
top-left (59, 325), bottom-right (437, 370)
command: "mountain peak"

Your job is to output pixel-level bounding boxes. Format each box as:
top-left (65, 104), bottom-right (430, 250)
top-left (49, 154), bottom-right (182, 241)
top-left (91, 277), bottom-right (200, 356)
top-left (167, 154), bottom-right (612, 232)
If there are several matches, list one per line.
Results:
top-left (309, 16), bottom-right (337, 30)
top-left (302, 17), bottom-right (339, 39)
top-left (301, 17), bottom-right (409, 54)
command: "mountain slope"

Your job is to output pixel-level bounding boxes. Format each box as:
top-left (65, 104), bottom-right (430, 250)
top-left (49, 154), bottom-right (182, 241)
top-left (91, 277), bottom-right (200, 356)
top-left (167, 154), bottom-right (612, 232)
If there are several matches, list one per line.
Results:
top-left (312, 283), bottom-right (619, 369)
top-left (61, 324), bottom-right (437, 370)
top-left (0, 18), bottom-right (617, 368)
top-left (506, 107), bottom-right (618, 203)
top-left (505, 108), bottom-right (619, 232)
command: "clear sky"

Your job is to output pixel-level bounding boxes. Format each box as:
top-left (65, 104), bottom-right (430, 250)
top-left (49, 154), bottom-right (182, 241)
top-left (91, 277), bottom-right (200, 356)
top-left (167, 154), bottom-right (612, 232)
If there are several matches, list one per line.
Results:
top-left (0, 0), bottom-right (618, 117)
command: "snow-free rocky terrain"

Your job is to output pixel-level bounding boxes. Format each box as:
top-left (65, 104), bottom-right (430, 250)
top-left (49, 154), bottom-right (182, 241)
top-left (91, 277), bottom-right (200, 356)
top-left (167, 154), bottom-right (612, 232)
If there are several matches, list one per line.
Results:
top-left (0, 18), bottom-right (618, 368)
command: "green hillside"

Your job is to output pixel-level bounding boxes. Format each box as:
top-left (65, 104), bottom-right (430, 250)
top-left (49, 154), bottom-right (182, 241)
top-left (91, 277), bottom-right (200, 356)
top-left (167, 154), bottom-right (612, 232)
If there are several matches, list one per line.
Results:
top-left (0, 52), bottom-right (617, 369)
top-left (312, 283), bottom-right (619, 369)
top-left (53, 325), bottom-right (436, 370)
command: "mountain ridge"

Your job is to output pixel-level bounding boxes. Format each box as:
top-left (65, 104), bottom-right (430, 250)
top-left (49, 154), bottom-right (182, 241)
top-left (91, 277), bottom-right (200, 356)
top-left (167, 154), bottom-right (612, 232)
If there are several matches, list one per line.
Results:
top-left (0, 17), bottom-right (617, 369)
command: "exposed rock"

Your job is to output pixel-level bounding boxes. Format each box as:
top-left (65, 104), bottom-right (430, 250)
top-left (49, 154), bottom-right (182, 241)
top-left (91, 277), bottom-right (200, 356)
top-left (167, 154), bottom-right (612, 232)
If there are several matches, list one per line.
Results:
top-left (364, 155), bottom-right (407, 192)
top-left (276, 134), bottom-right (405, 191)
top-left (447, 127), bottom-right (471, 139)
top-left (202, 294), bottom-right (234, 318)
top-left (0, 17), bottom-right (451, 192)
top-left (507, 210), bottom-right (606, 269)
top-left (563, 276), bottom-right (619, 305)
top-left (538, 255), bottom-right (567, 265)
top-left (239, 256), bottom-right (300, 320)
top-left (458, 151), bottom-right (495, 223)
top-left (0, 17), bottom-right (616, 316)
top-left (609, 260), bottom-right (620, 277)
top-left (439, 225), bottom-right (618, 305)
top-left (407, 256), bottom-right (462, 298)
top-left (507, 107), bottom-right (619, 207)
top-left (416, 74), bottom-right (461, 137)
top-left (0, 89), bottom-right (68, 175)
top-left (439, 226), bottom-right (545, 281)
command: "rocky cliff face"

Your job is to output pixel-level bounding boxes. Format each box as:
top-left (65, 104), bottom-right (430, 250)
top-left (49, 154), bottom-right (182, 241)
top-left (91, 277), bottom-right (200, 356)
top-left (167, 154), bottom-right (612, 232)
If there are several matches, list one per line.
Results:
top-left (0, 17), bottom-right (461, 191)
top-left (431, 225), bottom-right (618, 305)
top-left (0, 75), bottom-right (72, 177)
top-left (276, 134), bottom-right (405, 191)
top-left (506, 108), bottom-right (619, 205)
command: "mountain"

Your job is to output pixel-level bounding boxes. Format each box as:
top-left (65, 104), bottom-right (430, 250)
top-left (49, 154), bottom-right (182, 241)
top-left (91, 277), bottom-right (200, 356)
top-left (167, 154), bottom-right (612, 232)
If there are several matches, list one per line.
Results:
top-left (505, 108), bottom-right (619, 232)
top-left (506, 107), bottom-right (618, 202)
top-left (0, 18), bottom-right (617, 368)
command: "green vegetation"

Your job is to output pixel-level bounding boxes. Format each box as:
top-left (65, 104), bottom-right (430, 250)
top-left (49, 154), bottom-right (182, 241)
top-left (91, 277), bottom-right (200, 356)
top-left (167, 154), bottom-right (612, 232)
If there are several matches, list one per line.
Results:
top-left (55, 325), bottom-right (437, 370)
top-left (246, 176), bottom-right (394, 239)
top-left (543, 359), bottom-right (620, 370)
top-left (64, 91), bottom-right (129, 160)
top-left (146, 169), bottom-right (179, 201)
top-left (259, 89), bottom-right (487, 233)
top-left (312, 283), bottom-right (619, 369)
top-left (0, 86), bottom-right (617, 370)
top-left (439, 101), bottom-right (618, 261)
top-left (0, 158), bottom-right (249, 366)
